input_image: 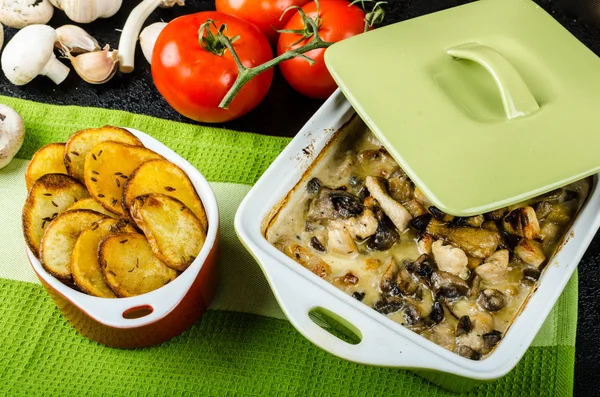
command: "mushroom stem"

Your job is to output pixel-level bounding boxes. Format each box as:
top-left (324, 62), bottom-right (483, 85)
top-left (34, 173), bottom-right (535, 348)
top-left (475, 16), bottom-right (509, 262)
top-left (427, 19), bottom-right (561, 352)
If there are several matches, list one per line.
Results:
top-left (118, 0), bottom-right (184, 73)
top-left (41, 55), bottom-right (70, 85)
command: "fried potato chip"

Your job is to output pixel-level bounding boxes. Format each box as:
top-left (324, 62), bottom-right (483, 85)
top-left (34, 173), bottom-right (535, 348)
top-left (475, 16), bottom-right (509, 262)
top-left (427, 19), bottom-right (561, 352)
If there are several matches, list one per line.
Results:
top-left (83, 141), bottom-right (163, 216)
top-left (130, 194), bottom-right (205, 271)
top-left (72, 218), bottom-right (136, 297)
top-left (25, 143), bottom-right (68, 190)
top-left (66, 198), bottom-right (117, 217)
top-left (122, 159), bottom-right (207, 231)
top-left (64, 126), bottom-right (143, 182)
top-left (40, 210), bottom-right (106, 279)
top-left (99, 233), bottom-right (178, 297)
top-left (22, 174), bottom-right (90, 257)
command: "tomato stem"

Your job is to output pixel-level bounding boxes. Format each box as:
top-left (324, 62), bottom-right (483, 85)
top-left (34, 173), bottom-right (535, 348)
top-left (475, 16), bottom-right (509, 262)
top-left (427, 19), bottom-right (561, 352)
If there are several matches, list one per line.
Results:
top-left (217, 4), bottom-right (334, 109)
top-left (350, 0), bottom-right (387, 32)
top-left (211, 0), bottom-right (386, 109)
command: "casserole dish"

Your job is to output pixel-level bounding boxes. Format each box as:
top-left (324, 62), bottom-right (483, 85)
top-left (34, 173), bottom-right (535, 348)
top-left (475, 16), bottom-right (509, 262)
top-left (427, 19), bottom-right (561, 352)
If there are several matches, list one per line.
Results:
top-left (25, 128), bottom-right (220, 348)
top-left (235, 90), bottom-right (600, 391)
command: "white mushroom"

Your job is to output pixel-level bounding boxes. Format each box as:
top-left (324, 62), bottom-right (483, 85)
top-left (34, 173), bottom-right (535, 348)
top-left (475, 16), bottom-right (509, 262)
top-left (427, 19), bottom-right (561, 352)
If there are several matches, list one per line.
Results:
top-left (48, 0), bottom-right (123, 23)
top-left (327, 228), bottom-right (358, 257)
top-left (365, 176), bottom-right (412, 232)
top-left (118, 0), bottom-right (184, 73)
top-left (431, 240), bottom-right (468, 277)
top-left (1, 25), bottom-right (69, 86)
top-left (139, 22), bottom-right (167, 64)
top-left (0, 0), bottom-right (54, 29)
top-left (0, 104), bottom-right (25, 169)
top-left (475, 249), bottom-right (509, 284)
top-left (55, 25), bottom-right (100, 54)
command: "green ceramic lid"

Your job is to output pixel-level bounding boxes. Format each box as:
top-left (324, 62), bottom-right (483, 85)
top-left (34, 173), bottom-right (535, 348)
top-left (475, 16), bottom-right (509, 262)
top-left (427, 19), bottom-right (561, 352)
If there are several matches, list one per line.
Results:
top-left (324, 0), bottom-right (600, 216)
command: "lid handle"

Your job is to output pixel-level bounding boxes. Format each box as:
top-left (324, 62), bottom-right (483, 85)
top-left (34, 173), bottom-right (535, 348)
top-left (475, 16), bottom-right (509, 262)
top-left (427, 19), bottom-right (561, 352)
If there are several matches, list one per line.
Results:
top-left (447, 43), bottom-right (539, 120)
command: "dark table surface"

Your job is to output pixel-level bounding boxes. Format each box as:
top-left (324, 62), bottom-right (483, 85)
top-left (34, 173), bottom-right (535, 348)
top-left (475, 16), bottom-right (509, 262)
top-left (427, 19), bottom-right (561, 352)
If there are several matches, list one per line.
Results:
top-left (2, 0), bottom-right (599, 395)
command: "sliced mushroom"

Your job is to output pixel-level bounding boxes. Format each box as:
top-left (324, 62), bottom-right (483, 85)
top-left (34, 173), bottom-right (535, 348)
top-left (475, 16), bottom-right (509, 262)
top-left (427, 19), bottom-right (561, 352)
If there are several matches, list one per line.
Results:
top-left (366, 218), bottom-right (399, 251)
top-left (403, 199), bottom-right (429, 217)
top-left (306, 187), bottom-right (364, 226)
top-left (380, 257), bottom-right (399, 295)
top-left (456, 315), bottom-right (472, 336)
top-left (387, 174), bottom-right (413, 203)
top-left (482, 330), bottom-right (502, 352)
top-left (522, 267), bottom-right (541, 285)
top-left (477, 289), bottom-right (506, 312)
top-left (406, 254), bottom-right (434, 282)
top-left (402, 301), bottom-right (423, 326)
top-left (429, 301), bottom-right (445, 324)
top-left (484, 207), bottom-right (508, 220)
top-left (327, 229), bottom-right (358, 257)
top-left (357, 148), bottom-right (397, 177)
top-left (514, 238), bottom-right (546, 267)
top-left (373, 298), bottom-right (404, 315)
top-left (352, 291), bottom-right (365, 301)
top-left (306, 177), bottom-right (322, 195)
top-left (466, 256), bottom-right (483, 270)
top-left (431, 271), bottom-right (470, 299)
top-left (475, 249), bottom-right (509, 284)
top-left (309, 236), bottom-right (326, 252)
top-left (535, 201), bottom-right (553, 220)
top-left (431, 240), bottom-right (468, 277)
top-left (365, 176), bottom-right (412, 232)
top-left (426, 219), bottom-right (501, 259)
top-left (428, 206), bottom-right (454, 222)
top-left (455, 345), bottom-right (481, 360)
top-left (470, 275), bottom-right (482, 299)
top-left (397, 266), bottom-right (419, 295)
top-left (503, 206), bottom-right (540, 240)
top-left (410, 213), bottom-right (432, 233)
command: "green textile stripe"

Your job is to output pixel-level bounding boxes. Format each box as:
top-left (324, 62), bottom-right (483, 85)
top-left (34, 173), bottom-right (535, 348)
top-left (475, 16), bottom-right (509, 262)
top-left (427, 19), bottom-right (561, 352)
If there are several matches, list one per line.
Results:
top-left (0, 279), bottom-right (574, 397)
top-left (0, 95), bottom-right (290, 185)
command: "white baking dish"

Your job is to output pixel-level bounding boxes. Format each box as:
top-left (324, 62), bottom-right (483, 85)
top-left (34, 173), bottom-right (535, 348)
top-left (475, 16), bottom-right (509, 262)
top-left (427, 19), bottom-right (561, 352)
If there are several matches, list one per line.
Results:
top-left (235, 90), bottom-right (600, 389)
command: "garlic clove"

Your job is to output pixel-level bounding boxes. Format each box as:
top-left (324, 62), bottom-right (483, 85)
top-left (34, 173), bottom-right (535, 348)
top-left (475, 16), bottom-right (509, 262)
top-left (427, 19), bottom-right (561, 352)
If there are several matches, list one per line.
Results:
top-left (69, 44), bottom-right (119, 84)
top-left (56, 25), bottom-right (100, 54)
top-left (139, 22), bottom-right (167, 64)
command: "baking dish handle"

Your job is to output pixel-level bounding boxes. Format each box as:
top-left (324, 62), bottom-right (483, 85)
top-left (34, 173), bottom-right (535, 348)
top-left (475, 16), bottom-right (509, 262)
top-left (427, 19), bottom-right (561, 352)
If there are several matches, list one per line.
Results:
top-left (447, 42), bottom-right (539, 120)
top-left (263, 254), bottom-right (457, 372)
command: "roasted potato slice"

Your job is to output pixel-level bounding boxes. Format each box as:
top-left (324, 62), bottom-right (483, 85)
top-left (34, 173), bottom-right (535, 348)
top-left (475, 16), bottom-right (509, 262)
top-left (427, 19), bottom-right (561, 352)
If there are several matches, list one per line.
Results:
top-left (25, 143), bottom-right (68, 190)
top-left (83, 141), bottom-right (163, 216)
top-left (67, 198), bottom-right (117, 217)
top-left (130, 194), bottom-right (205, 271)
top-left (99, 233), bottom-right (178, 297)
top-left (40, 210), bottom-right (107, 280)
top-left (64, 126), bottom-right (143, 182)
top-left (22, 174), bottom-right (90, 257)
top-left (122, 159), bottom-right (207, 231)
top-left (72, 218), bottom-right (136, 297)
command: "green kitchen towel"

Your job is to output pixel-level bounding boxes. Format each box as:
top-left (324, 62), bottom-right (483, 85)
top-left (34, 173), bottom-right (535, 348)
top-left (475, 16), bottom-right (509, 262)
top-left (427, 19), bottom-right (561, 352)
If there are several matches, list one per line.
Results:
top-left (0, 96), bottom-right (576, 396)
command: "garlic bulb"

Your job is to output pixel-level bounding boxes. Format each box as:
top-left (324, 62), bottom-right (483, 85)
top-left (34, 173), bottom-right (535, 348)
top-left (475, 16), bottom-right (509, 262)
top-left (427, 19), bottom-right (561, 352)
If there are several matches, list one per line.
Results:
top-left (49, 0), bottom-right (123, 24)
top-left (139, 22), bottom-right (167, 64)
top-left (56, 25), bottom-right (100, 54)
top-left (69, 45), bottom-right (118, 84)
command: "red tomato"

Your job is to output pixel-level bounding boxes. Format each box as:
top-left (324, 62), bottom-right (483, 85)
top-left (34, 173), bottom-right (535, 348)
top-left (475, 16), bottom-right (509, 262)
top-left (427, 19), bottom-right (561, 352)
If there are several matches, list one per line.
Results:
top-left (152, 12), bottom-right (273, 123)
top-left (216, 0), bottom-right (310, 44)
top-left (277, 0), bottom-right (365, 99)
